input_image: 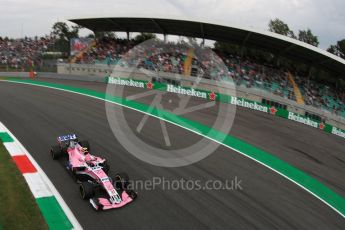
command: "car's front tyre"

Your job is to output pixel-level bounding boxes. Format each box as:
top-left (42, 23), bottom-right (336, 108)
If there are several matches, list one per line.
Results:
top-left (80, 182), bottom-right (94, 200)
top-left (113, 172), bottom-right (130, 190)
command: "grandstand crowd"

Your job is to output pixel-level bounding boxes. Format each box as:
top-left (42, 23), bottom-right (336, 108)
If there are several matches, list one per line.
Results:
top-left (74, 37), bottom-right (345, 116)
top-left (0, 36), bottom-right (55, 71)
top-left (0, 36), bottom-right (344, 117)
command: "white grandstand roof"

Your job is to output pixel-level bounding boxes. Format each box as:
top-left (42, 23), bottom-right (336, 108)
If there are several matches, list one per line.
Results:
top-left (69, 16), bottom-right (345, 76)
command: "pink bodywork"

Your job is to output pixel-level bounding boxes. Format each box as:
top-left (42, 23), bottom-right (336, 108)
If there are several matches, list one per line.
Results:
top-left (87, 166), bottom-right (134, 210)
top-left (92, 191), bottom-right (134, 210)
top-left (66, 143), bottom-right (135, 210)
top-left (67, 144), bottom-right (104, 168)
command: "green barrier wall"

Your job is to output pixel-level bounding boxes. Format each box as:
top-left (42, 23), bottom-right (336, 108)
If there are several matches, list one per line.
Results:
top-left (105, 76), bottom-right (345, 139)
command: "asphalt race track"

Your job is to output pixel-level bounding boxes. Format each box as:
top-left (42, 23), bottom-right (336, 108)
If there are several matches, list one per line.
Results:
top-left (0, 79), bottom-right (344, 229)
top-left (34, 78), bottom-right (345, 196)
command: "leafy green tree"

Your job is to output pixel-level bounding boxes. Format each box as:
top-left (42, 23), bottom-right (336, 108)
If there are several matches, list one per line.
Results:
top-left (214, 41), bottom-right (242, 56)
top-left (51, 22), bottom-right (82, 53)
top-left (298, 29), bottom-right (319, 47)
top-left (93, 31), bottom-right (117, 39)
top-left (134, 33), bottom-right (156, 43)
top-left (86, 33), bottom-right (95, 38)
top-left (51, 22), bottom-right (80, 41)
top-left (327, 39), bottom-right (345, 59)
top-left (268, 18), bottom-right (295, 38)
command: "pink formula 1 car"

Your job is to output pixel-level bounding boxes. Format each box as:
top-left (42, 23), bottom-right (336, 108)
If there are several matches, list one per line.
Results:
top-left (50, 134), bottom-right (137, 210)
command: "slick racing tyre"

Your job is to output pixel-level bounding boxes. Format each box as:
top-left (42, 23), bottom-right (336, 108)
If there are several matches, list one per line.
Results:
top-left (80, 182), bottom-right (94, 199)
top-left (114, 172), bottom-right (129, 190)
top-left (51, 145), bottom-right (62, 160)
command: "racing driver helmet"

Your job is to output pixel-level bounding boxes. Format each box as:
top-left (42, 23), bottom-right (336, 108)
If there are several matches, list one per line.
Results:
top-left (81, 147), bottom-right (89, 155)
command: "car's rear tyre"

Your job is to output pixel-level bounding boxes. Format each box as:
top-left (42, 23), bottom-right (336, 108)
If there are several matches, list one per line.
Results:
top-left (61, 146), bottom-right (68, 155)
top-left (114, 172), bottom-right (129, 190)
top-left (79, 140), bottom-right (90, 151)
top-left (80, 182), bottom-right (94, 200)
top-left (71, 168), bottom-right (78, 182)
top-left (51, 145), bottom-right (62, 160)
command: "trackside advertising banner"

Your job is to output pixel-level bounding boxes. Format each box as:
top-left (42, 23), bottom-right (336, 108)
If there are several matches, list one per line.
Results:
top-left (105, 76), bottom-right (345, 139)
top-left (107, 77), bottom-right (146, 88)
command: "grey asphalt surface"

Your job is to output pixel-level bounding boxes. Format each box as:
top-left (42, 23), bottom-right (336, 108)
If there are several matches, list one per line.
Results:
top-left (35, 78), bottom-right (345, 196)
top-left (0, 79), bottom-right (344, 229)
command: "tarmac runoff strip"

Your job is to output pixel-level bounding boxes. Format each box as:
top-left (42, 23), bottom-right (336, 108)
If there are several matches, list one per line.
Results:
top-left (1, 78), bottom-right (345, 219)
top-left (0, 122), bottom-right (82, 230)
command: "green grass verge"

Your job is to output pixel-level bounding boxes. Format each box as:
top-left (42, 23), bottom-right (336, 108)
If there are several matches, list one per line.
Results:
top-left (0, 142), bottom-right (48, 229)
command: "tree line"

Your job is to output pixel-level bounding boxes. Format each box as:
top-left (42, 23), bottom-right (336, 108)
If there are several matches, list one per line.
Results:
top-left (49, 22), bottom-right (156, 55)
top-left (268, 18), bottom-right (344, 58)
top-left (49, 19), bottom-right (344, 61)
top-left (49, 20), bottom-right (344, 88)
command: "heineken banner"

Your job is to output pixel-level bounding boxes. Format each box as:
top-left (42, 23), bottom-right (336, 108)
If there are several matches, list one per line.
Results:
top-left (107, 77), bottom-right (146, 88)
top-left (166, 84), bottom-right (208, 99)
top-left (105, 76), bottom-right (345, 139)
top-left (331, 127), bottom-right (345, 138)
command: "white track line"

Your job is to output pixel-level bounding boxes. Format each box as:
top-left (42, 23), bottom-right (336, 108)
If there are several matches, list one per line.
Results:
top-left (1, 79), bottom-right (344, 219)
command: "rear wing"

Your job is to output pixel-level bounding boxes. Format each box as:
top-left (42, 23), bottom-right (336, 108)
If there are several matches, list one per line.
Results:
top-left (57, 134), bottom-right (77, 142)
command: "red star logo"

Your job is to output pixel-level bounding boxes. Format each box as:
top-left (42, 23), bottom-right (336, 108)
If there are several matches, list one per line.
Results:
top-left (319, 122), bottom-right (325, 130)
top-left (209, 92), bottom-right (217, 101)
top-left (269, 106), bottom-right (277, 115)
top-left (146, 82), bottom-right (153, 89)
